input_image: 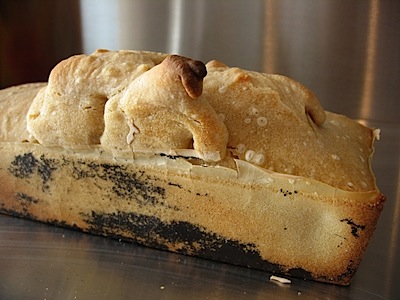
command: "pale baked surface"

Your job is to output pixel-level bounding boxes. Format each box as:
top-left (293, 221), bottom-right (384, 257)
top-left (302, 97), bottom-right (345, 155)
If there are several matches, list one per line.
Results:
top-left (204, 61), bottom-right (376, 191)
top-left (0, 83), bottom-right (46, 143)
top-left (0, 50), bottom-right (385, 285)
top-left (27, 49), bottom-right (167, 146)
top-left (101, 55), bottom-right (229, 162)
top-left (0, 142), bottom-right (384, 286)
top-left (22, 49), bottom-right (377, 191)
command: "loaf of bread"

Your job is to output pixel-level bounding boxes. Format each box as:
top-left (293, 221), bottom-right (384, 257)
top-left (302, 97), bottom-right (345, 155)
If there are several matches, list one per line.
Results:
top-left (0, 49), bottom-right (385, 285)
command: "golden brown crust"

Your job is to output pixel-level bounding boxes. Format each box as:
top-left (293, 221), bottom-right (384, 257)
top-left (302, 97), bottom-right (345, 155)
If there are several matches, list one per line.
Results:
top-left (204, 62), bottom-right (376, 191)
top-left (0, 49), bottom-right (385, 285)
top-left (7, 50), bottom-right (379, 191)
top-left (101, 54), bottom-right (229, 161)
top-left (0, 83), bottom-right (46, 143)
top-left (27, 49), bottom-right (168, 146)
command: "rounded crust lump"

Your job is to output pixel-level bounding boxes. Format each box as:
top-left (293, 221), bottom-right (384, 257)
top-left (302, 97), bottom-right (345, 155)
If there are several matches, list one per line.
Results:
top-left (101, 54), bottom-right (229, 161)
top-left (25, 49), bottom-right (376, 191)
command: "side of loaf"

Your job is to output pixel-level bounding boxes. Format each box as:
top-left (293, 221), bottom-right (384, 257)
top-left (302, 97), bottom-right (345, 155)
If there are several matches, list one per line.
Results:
top-left (0, 50), bottom-right (385, 285)
top-left (0, 143), bottom-right (384, 285)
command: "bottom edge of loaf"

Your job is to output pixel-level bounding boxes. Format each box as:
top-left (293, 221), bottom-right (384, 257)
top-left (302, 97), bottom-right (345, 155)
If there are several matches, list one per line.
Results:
top-left (0, 207), bottom-right (361, 286)
top-left (0, 143), bottom-right (386, 286)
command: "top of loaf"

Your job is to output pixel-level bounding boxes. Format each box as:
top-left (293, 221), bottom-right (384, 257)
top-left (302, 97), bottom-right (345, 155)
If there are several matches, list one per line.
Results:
top-left (1, 49), bottom-right (378, 192)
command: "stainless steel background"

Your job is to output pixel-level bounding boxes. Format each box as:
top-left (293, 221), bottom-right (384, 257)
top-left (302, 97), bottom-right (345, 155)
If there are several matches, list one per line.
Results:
top-left (0, 0), bottom-right (399, 299)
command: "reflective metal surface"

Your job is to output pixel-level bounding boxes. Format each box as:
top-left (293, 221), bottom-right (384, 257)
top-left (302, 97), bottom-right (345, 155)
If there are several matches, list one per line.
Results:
top-left (1, 0), bottom-right (399, 299)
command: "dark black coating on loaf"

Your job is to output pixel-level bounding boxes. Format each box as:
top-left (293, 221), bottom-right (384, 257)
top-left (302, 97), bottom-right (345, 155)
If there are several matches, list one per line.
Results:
top-left (8, 152), bottom-right (57, 191)
top-left (82, 210), bottom-right (319, 281)
top-left (7, 152), bottom-right (170, 208)
top-left (340, 218), bottom-right (366, 238)
top-left (2, 151), bottom-right (356, 285)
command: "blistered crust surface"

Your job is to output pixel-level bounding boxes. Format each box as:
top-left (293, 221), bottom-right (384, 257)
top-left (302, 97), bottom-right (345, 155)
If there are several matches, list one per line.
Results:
top-left (27, 49), bottom-right (168, 146)
top-left (204, 61), bottom-right (376, 192)
top-left (101, 55), bottom-right (229, 161)
top-left (4, 49), bottom-right (377, 191)
top-left (0, 83), bottom-right (46, 143)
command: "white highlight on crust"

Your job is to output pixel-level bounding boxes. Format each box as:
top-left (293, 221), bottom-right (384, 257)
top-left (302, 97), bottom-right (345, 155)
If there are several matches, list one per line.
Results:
top-left (253, 153), bottom-right (265, 165)
top-left (373, 128), bottom-right (381, 140)
top-left (236, 143), bottom-right (246, 154)
top-left (244, 117), bottom-right (252, 124)
top-left (270, 275), bottom-right (291, 284)
top-left (329, 119), bottom-right (340, 127)
top-left (126, 120), bottom-right (139, 145)
top-left (266, 177), bottom-right (274, 184)
top-left (256, 116), bottom-right (268, 127)
top-left (242, 149), bottom-right (265, 166)
top-left (347, 182), bottom-right (354, 188)
top-left (200, 151), bottom-right (222, 162)
top-left (361, 181), bottom-right (368, 188)
top-left (218, 86), bottom-right (227, 93)
top-left (245, 150), bottom-right (255, 162)
top-left (250, 107), bottom-right (259, 115)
